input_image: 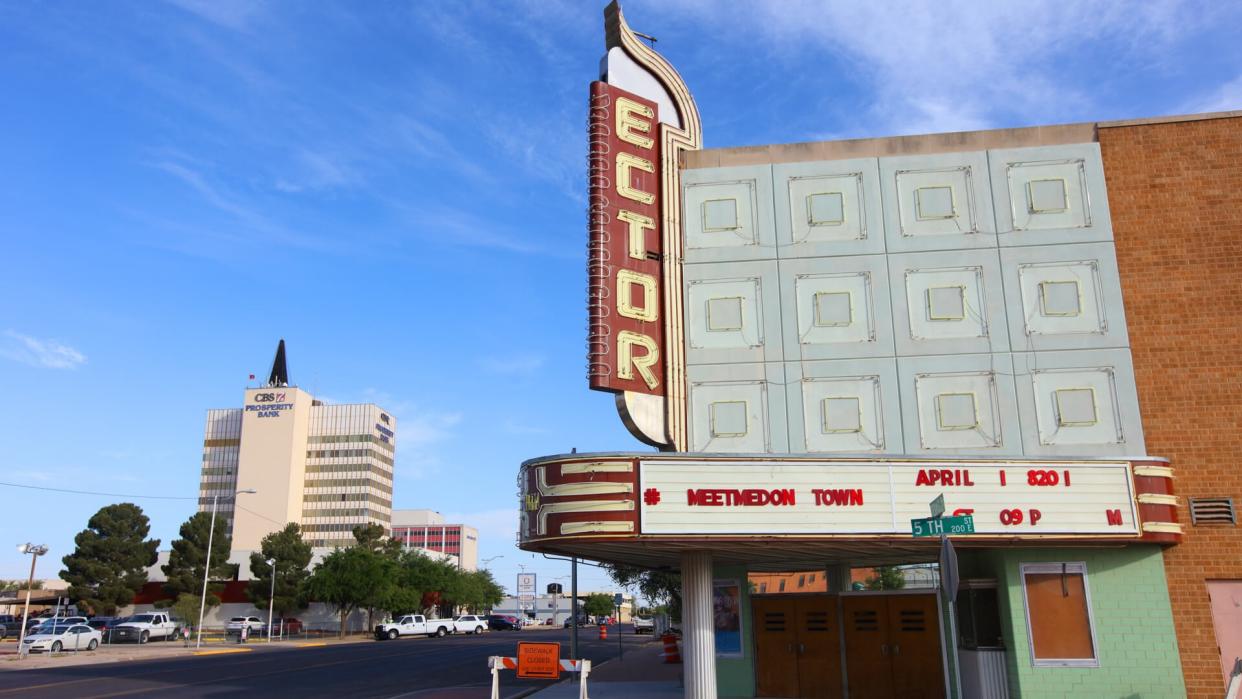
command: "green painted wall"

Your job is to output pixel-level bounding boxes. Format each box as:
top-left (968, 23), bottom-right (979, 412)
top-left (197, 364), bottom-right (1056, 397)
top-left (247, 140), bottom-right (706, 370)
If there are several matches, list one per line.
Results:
top-left (970, 546), bottom-right (1184, 698)
top-left (715, 564), bottom-right (755, 698)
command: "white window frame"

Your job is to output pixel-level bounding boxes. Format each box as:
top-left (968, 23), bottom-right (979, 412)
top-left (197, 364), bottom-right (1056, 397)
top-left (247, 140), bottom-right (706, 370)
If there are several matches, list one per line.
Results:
top-left (1020, 561), bottom-right (1100, 668)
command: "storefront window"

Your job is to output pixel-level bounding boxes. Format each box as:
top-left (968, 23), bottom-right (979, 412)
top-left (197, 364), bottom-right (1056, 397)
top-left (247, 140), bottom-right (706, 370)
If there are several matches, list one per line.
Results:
top-left (1021, 562), bottom-right (1098, 667)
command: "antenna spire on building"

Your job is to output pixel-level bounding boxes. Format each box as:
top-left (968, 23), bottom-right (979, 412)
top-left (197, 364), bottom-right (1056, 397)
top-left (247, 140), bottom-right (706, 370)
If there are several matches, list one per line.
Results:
top-left (267, 339), bottom-right (289, 387)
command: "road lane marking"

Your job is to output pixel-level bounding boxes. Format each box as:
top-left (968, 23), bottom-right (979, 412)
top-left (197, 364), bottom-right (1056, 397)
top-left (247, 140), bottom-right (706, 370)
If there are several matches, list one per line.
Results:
top-left (191, 648), bottom-right (253, 656)
top-left (295, 642), bottom-right (326, 648)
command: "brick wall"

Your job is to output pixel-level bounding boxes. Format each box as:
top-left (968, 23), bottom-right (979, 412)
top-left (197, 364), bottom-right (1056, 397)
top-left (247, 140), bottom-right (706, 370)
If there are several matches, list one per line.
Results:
top-left (1100, 115), bottom-right (1242, 698)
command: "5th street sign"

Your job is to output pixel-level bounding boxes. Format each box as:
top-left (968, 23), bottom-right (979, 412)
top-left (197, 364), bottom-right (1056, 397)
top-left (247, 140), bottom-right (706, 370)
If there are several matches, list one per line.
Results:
top-left (912, 515), bottom-right (975, 538)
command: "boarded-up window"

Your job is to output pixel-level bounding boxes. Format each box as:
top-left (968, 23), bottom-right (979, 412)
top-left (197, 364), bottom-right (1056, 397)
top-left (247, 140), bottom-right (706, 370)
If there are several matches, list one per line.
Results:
top-left (1021, 562), bottom-right (1098, 667)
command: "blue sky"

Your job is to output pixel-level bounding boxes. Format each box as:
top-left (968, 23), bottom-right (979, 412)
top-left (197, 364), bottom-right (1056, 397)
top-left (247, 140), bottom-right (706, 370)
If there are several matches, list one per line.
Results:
top-left (2, 0), bottom-right (1239, 594)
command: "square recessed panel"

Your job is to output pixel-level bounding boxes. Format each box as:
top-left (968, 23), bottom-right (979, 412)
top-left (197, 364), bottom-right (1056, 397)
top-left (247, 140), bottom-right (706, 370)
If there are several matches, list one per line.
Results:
top-left (1027, 179), bottom-right (1068, 213)
top-left (709, 401), bottom-right (748, 437)
top-left (685, 260), bottom-right (783, 366)
top-left (890, 250), bottom-right (1008, 356)
top-left (1033, 370), bottom-right (1120, 446)
top-left (935, 393), bottom-right (978, 430)
top-left (822, 396), bottom-right (862, 433)
top-left (917, 374), bottom-right (999, 448)
top-left (688, 363), bottom-right (787, 452)
top-left (1019, 261), bottom-right (1105, 336)
top-left (789, 365), bottom-right (896, 453)
top-left (683, 165), bottom-right (776, 263)
top-left (706, 297), bottom-right (744, 331)
top-left (927, 286), bottom-right (966, 321)
top-left (774, 159), bottom-right (884, 258)
top-left (808, 191), bottom-right (846, 226)
top-left (1010, 162), bottom-right (1087, 230)
top-left (1001, 244), bottom-right (1128, 352)
top-left (915, 186), bottom-right (956, 220)
top-left (1012, 350), bottom-right (1144, 455)
top-left (779, 256), bottom-right (893, 361)
top-left (814, 291), bottom-right (853, 327)
top-left (881, 152), bottom-right (996, 253)
top-left (688, 279), bottom-right (761, 350)
top-left (1054, 388), bottom-right (1098, 426)
top-left (990, 144), bottom-right (1113, 245)
top-left (703, 198), bottom-right (739, 232)
top-left (794, 273), bottom-right (873, 346)
top-left (907, 269), bottom-right (985, 339)
top-left (898, 354), bottom-right (1021, 454)
top-left (1039, 281), bottom-right (1082, 317)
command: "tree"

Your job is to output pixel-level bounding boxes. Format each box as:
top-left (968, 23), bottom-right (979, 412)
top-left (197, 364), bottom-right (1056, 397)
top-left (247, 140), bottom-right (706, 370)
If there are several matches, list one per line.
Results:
top-left (247, 523), bottom-right (313, 619)
top-left (1, 579), bottom-right (45, 592)
top-left (352, 523), bottom-right (403, 557)
top-left (443, 569), bottom-right (505, 614)
top-left (605, 563), bottom-right (682, 621)
top-left (305, 547), bottom-right (395, 637)
top-left (583, 593), bottom-right (615, 619)
top-left (61, 503), bottom-right (160, 615)
top-left (397, 551), bottom-right (460, 616)
top-left (169, 593), bottom-right (205, 630)
top-left (865, 566), bottom-right (906, 591)
top-left (161, 511), bottom-right (233, 609)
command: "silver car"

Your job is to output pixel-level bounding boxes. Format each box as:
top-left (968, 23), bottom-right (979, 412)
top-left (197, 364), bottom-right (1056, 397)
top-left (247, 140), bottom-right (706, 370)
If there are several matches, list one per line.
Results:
top-left (22, 624), bottom-right (102, 653)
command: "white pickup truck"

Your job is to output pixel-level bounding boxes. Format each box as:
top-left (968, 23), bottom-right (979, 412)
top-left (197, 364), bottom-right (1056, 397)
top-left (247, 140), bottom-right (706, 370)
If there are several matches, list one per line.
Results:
top-left (112, 612), bottom-right (181, 644)
top-left (374, 614), bottom-right (455, 640)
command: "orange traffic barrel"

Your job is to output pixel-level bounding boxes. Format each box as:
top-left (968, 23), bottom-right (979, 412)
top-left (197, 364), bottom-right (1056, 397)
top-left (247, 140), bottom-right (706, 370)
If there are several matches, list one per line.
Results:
top-left (599, 624), bottom-right (608, 640)
top-left (661, 633), bottom-right (682, 664)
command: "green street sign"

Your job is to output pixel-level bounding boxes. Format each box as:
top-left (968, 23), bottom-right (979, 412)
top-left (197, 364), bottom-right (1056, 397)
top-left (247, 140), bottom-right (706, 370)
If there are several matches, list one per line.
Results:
top-left (911, 515), bottom-right (975, 538)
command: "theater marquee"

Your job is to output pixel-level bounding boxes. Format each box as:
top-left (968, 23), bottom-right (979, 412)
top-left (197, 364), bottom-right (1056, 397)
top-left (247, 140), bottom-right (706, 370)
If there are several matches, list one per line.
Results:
top-left (518, 453), bottom-right (1180, 553)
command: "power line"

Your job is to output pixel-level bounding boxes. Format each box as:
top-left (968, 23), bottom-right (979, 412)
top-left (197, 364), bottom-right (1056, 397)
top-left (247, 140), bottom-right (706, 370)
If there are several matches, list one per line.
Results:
top-left (0, 480), bottom-right (197, 500)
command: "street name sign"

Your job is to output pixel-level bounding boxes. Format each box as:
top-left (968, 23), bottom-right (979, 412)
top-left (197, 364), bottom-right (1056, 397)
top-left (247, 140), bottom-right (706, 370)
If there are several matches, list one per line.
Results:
top-left (912, 515), bottom-right (975, 538)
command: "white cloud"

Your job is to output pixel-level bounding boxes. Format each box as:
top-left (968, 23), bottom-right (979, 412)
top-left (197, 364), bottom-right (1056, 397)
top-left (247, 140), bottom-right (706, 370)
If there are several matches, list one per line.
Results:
top-left (1183, 73), bottom-right (1242, 113)
top-left (164, 0), bottom-right (264, 31)
top-left (1, 331), bottom-right (87, 370)
top-left (657, 0), bottom-right (1205, 136)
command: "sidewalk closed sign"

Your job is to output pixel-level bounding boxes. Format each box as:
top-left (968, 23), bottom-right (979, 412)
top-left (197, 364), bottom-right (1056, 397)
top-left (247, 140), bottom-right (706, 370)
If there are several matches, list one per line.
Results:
top-left (517, 642), bottom-right (561, 679)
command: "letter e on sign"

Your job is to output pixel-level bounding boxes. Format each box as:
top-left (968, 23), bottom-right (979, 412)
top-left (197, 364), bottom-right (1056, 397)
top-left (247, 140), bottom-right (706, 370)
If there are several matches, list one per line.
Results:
top-left (517, 642), bottom-right (562, 679)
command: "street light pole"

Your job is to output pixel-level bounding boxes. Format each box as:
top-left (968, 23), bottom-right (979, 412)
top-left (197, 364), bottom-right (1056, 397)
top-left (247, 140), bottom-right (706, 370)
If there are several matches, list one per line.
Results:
top-left (16, 543), bottom-right (47, 658)
top-left (196, 488), bottom-right (256, 649)
top-left (266, 557), bottom-right (276, 643)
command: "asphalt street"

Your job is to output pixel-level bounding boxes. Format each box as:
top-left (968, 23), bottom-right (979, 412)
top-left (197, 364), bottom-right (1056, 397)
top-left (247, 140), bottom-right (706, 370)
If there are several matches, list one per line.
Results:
top-left (0, 626), bottom-right (650, 698)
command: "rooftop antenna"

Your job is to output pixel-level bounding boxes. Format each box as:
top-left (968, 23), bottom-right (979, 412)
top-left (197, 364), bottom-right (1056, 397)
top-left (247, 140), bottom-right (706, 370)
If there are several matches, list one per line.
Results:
top-left (267, 339), bottom-right (289, 388)
top-left (633, 30), bottom-right (657, 48)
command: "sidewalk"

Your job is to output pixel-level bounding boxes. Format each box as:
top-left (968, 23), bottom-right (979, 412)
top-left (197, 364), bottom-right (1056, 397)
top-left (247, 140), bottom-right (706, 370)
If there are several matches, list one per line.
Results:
top-left (527, 637), bottom-right (683, 698)
top-left (0, 633), bottom-right (374, 671)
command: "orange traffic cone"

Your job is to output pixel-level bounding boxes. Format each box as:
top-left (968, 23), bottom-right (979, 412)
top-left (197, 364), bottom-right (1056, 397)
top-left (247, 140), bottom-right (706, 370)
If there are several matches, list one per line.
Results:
top-left (599, 624), bottom-right (608, 640)
top-left (661, 633), bottom-right (682, 664)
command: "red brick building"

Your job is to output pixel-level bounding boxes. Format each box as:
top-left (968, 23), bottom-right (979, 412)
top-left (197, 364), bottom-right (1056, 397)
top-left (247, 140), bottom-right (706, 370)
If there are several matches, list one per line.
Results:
top-left (1100, 111), bottom-right (1242, 697)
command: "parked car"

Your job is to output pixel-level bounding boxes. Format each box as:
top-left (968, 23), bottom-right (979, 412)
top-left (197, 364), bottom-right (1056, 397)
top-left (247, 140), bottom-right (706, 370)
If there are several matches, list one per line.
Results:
top-left (486, 615), bottom-right (521, 631)
top-left (0, 615), bottom-right (23, 638)
top-left (113, 612), bottom-right (181, 643)
top-left (453, 615), bottom-right (489, 634)
top-left (563, 615), bottom-right (591, 628)
top-left (374, 614), bottom-right (455, 640)
top-left (86, 617), bottom-right (122, 642)
top-left (264, 617), bottom-right (303, 636)
top-left (632, 616), bottom-right (654, 634)
top-left (21, 624), bottom-right (102, 653)
top-left (226, 616), bottom-right (265, 637)
top-left (33, 616), bottom-right (88, 632)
